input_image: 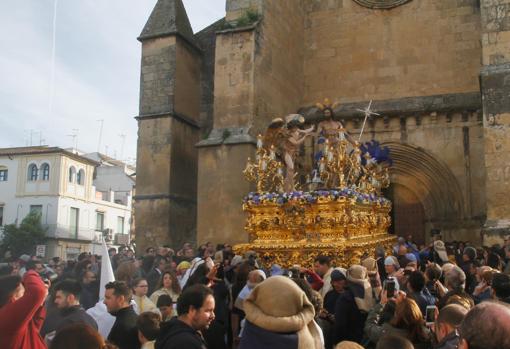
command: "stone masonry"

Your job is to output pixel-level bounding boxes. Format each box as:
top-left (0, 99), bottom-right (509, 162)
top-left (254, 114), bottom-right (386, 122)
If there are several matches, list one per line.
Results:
top-left (135, 0), bottom-right (510, 249)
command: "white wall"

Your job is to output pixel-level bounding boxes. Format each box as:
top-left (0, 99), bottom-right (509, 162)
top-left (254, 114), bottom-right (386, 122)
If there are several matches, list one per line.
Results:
top-left (93, 166), bottom-right (135, 193)
top-left (0, 156), bottom-right (20, 226)
top-left (0, 151), bottom-right (132, 258)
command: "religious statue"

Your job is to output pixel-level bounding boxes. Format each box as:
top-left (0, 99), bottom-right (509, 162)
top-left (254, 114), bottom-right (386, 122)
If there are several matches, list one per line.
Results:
top-left (282, 114), bottom-right (314, 192)
top-left (262, 117), bottom-right (286, 153)
top-left (315, 98), bottom-right (355, 146)
top-left (238, 98), bottom-right (395, 269)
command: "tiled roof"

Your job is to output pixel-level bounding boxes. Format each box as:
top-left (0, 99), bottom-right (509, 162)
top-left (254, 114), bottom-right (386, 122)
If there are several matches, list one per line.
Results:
top-left (138, 0), bottom-right (197, 48)
top-left (0, 146), bottom-right (99, 165)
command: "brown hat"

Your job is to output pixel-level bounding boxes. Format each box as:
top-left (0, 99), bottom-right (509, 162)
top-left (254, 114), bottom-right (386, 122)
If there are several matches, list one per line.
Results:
top-left (347, 265), bottom-right (368, 281)
top-left (361, 257), bottom-right (378, 275)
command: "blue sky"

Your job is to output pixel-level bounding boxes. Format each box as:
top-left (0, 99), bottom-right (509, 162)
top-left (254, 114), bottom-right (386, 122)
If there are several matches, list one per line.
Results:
top-left (0, 1), bottom-right (225, 164)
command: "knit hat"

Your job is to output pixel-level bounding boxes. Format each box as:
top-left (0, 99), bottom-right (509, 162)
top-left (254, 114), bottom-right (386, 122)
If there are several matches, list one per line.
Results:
top-left (384, 256), bottom-right (400, 269)
top-left (405, 253), bottom-right (417, 263)
top-left (331, 269), bottom-right (347, 282)
top-left (270, 264), bottom-right (284, 276)
top-left (463, 246), bottom-right (477, 261)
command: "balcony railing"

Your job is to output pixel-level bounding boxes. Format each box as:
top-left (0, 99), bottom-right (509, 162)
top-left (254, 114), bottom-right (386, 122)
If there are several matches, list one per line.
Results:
top-left (43, 224), bottom-right (97, 242)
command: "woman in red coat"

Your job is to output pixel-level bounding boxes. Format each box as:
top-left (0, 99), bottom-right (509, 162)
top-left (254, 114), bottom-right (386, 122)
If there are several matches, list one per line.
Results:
top-left (0, 270), bottom-right (48, 349)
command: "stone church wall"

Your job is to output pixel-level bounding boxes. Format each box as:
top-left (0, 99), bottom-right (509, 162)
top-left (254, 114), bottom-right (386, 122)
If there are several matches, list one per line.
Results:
top-left (253, 0), bottom-right (306, 132)
top-left (302, 0), bottom-right (482, 104)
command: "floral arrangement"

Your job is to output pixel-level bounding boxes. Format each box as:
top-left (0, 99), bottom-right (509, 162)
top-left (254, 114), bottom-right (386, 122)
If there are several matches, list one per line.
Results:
top-left (243, 188), bottom-right (390, 206)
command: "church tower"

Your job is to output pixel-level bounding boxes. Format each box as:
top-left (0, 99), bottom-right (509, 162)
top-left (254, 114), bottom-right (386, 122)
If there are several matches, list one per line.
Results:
top-left (134, 0), bottom-right (201, 252)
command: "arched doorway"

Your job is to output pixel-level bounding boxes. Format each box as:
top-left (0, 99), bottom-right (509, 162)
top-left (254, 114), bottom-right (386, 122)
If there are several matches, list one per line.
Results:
top-left (385, 183), bottom-right (426, 245)
top-left (382, 142), bottom-right (465, 244)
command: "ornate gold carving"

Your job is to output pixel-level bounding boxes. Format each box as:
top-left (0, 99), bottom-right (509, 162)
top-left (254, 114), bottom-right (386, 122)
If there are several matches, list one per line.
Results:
top-left (236, 100), bottom-right (395, 268)
top-left (236, 193), bottom-right (395, 269)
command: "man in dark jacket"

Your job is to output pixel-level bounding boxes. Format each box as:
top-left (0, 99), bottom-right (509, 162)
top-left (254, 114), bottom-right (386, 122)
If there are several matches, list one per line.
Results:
top-left (407, 271), bottom-right (436, 316)
top-left (156, 284), bottom-right (215, 349)
top-left (434, 304), bottom-right (467, 349)
top-left (41, 279), bottom-right (97, 340)
top-left (80, 270), bottom-right (98, 310)
top-left (104, 281), bottom-right (140, 349)
top-left (147, 256), bottom-right (166, 295)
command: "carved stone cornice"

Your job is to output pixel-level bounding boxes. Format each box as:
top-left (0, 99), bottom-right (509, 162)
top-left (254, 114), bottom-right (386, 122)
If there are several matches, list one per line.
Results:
top-left (352, 0), bottom-right (412, 9)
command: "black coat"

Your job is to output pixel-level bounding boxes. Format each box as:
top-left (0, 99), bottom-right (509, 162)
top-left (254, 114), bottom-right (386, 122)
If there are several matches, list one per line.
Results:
top-left (80, 282), bottom-right (99, 310)
top-left (156, 317), bottom-right (207, 349)
top-left (239, 320), bottom-right (298, 349)
top-left (333, 287), bottom-right (367, 345)
top-left (41, 305), bottom-right (97, 337)
top-left (108, 306), bottom-right (140, 349)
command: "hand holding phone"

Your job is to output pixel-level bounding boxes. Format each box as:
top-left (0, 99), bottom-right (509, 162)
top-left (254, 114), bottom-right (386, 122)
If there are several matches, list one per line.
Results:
top-left (425, 305), bottom-right (437, 326)
top-left (386, 279), bottom-right (396, 298)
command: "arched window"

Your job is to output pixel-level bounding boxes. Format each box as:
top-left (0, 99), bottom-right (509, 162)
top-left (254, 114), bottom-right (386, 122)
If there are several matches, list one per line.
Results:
top-left (41, 163), bottom-right (50, 181)
top-left (77, 169), bottom-right (85, 185)
top-left (69, 166), bottom-right (76, 183)
top-left (28, 164), bottom-right (38, 181)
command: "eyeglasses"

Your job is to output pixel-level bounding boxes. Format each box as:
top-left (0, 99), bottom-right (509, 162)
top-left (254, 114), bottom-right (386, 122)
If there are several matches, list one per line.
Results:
top-left (137, 285), bottom-right (149, 288)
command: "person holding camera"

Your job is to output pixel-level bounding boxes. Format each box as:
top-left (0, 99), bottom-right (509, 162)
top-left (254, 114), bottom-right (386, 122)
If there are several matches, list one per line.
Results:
top-left (364, 290), bottom-right (431, 349)
top-left (0, 267), bottom-right (49, 349)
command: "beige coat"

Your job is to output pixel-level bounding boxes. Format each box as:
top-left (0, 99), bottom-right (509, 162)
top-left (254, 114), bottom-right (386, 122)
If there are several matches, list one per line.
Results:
top-left (243, 276), bottom-right (323, 349)
top-left (149, 288), bottom-right (180, 306)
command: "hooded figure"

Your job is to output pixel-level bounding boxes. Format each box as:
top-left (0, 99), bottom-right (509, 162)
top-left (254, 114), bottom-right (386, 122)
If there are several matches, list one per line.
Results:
top-left (239, 276), bottom-right (322, 349)
top-left (333, 265), bottom-right (374, 345)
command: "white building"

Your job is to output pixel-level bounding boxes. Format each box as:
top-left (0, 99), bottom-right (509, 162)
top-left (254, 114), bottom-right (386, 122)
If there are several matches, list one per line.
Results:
top-left (0, 146), bottom-right (134, 260)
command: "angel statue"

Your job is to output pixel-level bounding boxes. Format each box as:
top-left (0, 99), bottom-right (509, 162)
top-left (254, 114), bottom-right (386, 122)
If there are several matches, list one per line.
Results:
top-left (262, 117), bottom-right (286, 153)
top-left (283, 114), bottom-right (315, 192)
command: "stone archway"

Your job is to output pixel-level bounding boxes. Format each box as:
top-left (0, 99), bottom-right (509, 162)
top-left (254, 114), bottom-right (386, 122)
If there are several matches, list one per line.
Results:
top-left (382, 142), bottom-right (465, 243)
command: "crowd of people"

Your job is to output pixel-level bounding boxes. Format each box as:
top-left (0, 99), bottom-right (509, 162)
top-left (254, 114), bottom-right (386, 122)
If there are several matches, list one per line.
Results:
top-left (1, 235), bottom-right (510, 349)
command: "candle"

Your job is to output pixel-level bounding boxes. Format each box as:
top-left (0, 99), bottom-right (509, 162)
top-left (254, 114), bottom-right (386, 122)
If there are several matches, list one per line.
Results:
top-left (257, 135), bottom-right (263, 149)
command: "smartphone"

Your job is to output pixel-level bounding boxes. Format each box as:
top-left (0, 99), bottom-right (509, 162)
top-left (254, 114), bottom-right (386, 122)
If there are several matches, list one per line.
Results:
top-left (425, 305), bottom-right (436, 325)
top-left (386, 279), bottom-right (396, 298)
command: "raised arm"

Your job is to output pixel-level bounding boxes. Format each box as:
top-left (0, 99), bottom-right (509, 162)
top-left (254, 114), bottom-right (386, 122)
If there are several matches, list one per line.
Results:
top-left (0, 270), bottom-right (47, 333)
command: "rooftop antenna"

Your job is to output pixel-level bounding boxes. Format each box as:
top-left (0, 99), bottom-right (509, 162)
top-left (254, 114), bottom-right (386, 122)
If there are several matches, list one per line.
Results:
top-left (119, 134), bottom-right (126, 161)
top-left (67, 128), bottom-right (79, 152)
top-left (48, 0), bottom-right (58, 116)
top-left (97, 119), bottom-right (104, 153)
top-left (29, 129), bottom-right (37, 146)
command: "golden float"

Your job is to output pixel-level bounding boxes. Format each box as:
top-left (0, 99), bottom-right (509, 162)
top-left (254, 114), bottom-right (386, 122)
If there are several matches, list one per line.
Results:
top-left (235, 102), bottom-right (396, 268)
